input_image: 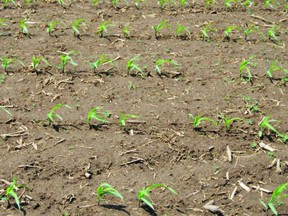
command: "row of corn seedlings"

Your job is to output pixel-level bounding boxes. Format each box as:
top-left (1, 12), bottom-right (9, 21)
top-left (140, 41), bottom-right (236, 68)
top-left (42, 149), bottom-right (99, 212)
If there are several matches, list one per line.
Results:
top-left (0, 17), bottom-right (285, 44)
top-left (1, 52), bottom-right (287, 82)
top-left (2, 0), bottom-right (288, 11)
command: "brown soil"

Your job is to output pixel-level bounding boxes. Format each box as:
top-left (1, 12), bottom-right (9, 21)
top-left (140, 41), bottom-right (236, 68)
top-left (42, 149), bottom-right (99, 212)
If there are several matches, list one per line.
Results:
top-left (0, 1), bottom-right (288, 216)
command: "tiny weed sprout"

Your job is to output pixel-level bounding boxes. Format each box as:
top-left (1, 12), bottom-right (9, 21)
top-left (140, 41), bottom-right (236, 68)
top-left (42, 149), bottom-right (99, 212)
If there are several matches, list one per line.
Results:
top-left (224, 25), bottom-right (240, 42)
top-left (58, 0), bottom-right (63, 7)
top-left (224, 0), bottom-right (235, 9)
top-left (258, 115), bottom-right (280, 138)
top-left (152, 20), bottom-right (171, 39)
top-left (89, 54), bottom-right (113, 73)
top-left (239, 55), bottom-right (256, 83)
top-left (244, 24), bottom-right (258, 41)
top-left (46, 20), bottom-right (60, 35)
top-left (243, 96), bottom-right (259, 113)
top-left (0, 73), bottom-right (6, 85)
top-left (0, 177), bottom-right (21, 209)
top-left (138, 184), bottom-right (177, 210)
top-left (154, 58), bottom-right (179, 76)
top-left (119, 112), bottom-right (139, 127)
top-left (188, 114), bottom-right (217, 129)
top-left (0, 18), bottom-right (7, 27)
top-left (179, 0), bottom-right (188, 7)
top-left (205, 0), bottom-right (216, 9)
top-left (96, 21), bottom-right (114, 38)
top-left (72, 18), bottom-right (86, 38)
top-left (127, 55), bottom-right (143, 76)
top-left (264, 0), bottom-right (275, 8)
top-left (242, 0), bottom-right (253, 10)
top-left (221, 115), bottom-right (243, 131)
top-left (134, 0), bottom-right (144, 9)
top-left (97, 183), bottom-right (123, 205)
top-left (266, 60), bottom-right (283, 82)
top-left (19, 19), bottom-right (29, 36)
top-left (91, 0), bottom-right (100, 5)
top-left (176, 24), bottom-right (191, 38)
top-left (47, 104), bottom-right (71, 125)
top-left (56, 51), bottom-right (78, 73)
top-left (260, 182), bottom-right (288, 216)
top-left (0, 106), bottom-right (12, 116)
top-left (3, 0), bottom-right (15, 9)
top-left (267, 25), bottom-right (279, 43)
top-left (87, 107), bottom-right (111, 128)
top-left (31, 56), bottom-right (51, 74)
top-left (123, 25), bottom-right (130, 38)
top-left (201, 22), bottom-right (216, 42)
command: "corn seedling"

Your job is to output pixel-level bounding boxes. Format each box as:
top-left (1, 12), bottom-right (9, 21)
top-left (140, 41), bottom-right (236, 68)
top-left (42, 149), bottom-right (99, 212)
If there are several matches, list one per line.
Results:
top-left (56, 51), bottom-right (78, 73)
top-left (127, 55), bottom-right (143, 76)
top-left (87, 107), bottom-right (111, 127)
top-left (224, 0), bottom-right (236, 9)
top-left (158, 0), bottom-right (174, 11)
top-left (239, 55), bottom-right (256, 83)
top-left (224, 25), bottom-right (240, 41)
top-left (46, 20), bottom-right (60, 35)
top-left (267, 25), bottom-right (279, 43)
top-left (123, 25), bottom-right (130, 38)
top-left (96, 21), bottom-right (114, 38)
top-left (58, 0), bottom-right (63, 6)
top-left (244, 24), bottom-right (258, 41)
top-left (258, 115), bottom-right (280, 138)
top-left (179, 0), bottom-right (188, 7)
top-left (0, 106), bottom-right (12, 116)
top-left (138, 184), bottom-right (177, 210)
top-left (0, 177), bottom-right (21, 209)
top-left (91, 0), bottom-right (101, 5)
top-left (72, 18), bottom-right (86, 38)
top-left (89, 54), bottom-right (113, 73)
top-left (119, 112), bottom-right (139, 127)
top-left (176, 24), bottom-right (191, 38)
top-left (188, 114), bottom-right (217, 129)
top-left (0, 57), bottom-right (24, 73)
top-left (242, 0), bottom-right (253, 9)
top-left (3, 0), bottom-right (15, 8)
top-left (97, 183), bottom-right (123, 205)
top-left (221, 115), bottom-right (243, 131)
top-left (155, 58), bottom-right (179, 76)
top-left (31, 56), bottom-right (51, 73)
top-left (0, 18), bottom-right (7, 27)
top-left (264, 0), bottom-right (275, 8)
top-left (152, 20), bottom-right (171, 39)
top-left (260, 182), bottom-right (288, 216)
top-left (47, 104), bottom-right (71, 125)
top-left (19, 19), bottom-right (29, 36)
top-left (266, 60), bottom-right (283, 82)
top-left (205, 0), bottom-right (217, 9)
top-left (201, 22), bottom-right (216, 41)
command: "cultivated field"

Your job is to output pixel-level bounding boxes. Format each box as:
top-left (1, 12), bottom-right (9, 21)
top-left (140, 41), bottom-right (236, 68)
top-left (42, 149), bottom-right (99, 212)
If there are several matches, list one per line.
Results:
top-left (0, 0), bottom-right (287, 215)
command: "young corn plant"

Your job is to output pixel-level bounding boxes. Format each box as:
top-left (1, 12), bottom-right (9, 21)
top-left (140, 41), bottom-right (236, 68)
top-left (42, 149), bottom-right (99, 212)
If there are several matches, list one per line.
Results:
top-left (260, 182), bottom-right (288, 216)
top-left (244, 24), bottom-right (258, 41)
top-left (127, 55), bottom-right (143, 76)
top-left (221, 115), bottom-right (243, 131)
top-left (0, 177), bottom-right (21, 209)
top-left (224, 25), bottom-right (240, 42)
top-left (89, 54), bottom-right (113, 73)
top-left (176, 24), bottom-right (191, 39)
top-left (56, 51), bottom-right (78, 73)
top-left (154, 58), bottom-right (179, 76)
top-left (97, 183), bottom-right (123, 205)
top-left (0, 73), bottom-right (6, 85)
top-left (3, 0), bottom-right (15, 9)
top-left (205, 0), bottom-right (217, 10)
top-left (19, 19), bottom-right (29, 36)
top-left (31, 56), bottom-right (51, 74)
top-left (179, 0), bottom-right (188, 7)
top-left (241, 0), bottom-right (253, 10)
top-left (152, 20), bottom-right (171, 39)
top-left (138, 184), bottom-right (177, 210)
top-left (264, 0), bottom-right (275, 9)
top-left (87, 107), bottom-right (111, 128)
top-left (158, 0), bottom-right (174, 11)
top-left (266, 60), bottom-right (283, 82)
top-left (267, 25), bottom-right (279, 43)
top-left (201, 22), bottom-right (217, 42)
top-left (47, 104), bottom-right (71, 126)
top-left (258, 115), bottom-right (280, 138)
top-left (96, 21), bottom-right (114, 38)
top-left (188, 114), bottom-right (217, 129)
top-left (58, 0), bottom-right (64, 7)
top-left (123, 25), bottom-right (130, 38)
top-left (72, 18), bottom-right (86, 38)
top-left (224, 0), bottom-right (235, 9)
top-left (239, 55), bottom-right (257, 83)
top-left (91, 0), bottom-right (101, 6)
top-left (46, 20), bottom-right (60, 35)
top-left (0, 57), bottom-right (24, 74)
top-left (119, 112), bottom-right (139, 127)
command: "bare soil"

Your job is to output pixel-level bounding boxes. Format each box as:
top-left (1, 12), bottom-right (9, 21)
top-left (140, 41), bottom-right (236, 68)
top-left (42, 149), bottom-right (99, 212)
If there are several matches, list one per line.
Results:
top-left (0, 1), bottom-right (288, 216)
